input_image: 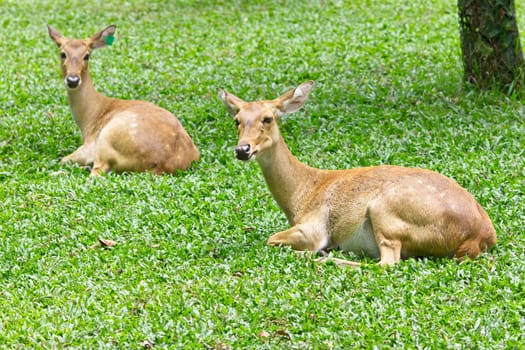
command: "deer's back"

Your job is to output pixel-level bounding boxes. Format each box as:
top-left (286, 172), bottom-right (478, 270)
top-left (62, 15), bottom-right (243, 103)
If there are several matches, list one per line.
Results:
top-left (95, 99), bottom-right (199, 173)
top-left (305, 165), bottom-right (495, 258)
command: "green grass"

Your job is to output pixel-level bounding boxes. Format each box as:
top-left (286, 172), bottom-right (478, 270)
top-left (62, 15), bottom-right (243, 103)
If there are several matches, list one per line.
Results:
top-left (1, 0), bottom-right (524, 348)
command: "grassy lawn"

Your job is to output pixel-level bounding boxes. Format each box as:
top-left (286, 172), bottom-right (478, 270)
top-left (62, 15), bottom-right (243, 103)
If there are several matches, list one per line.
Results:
top-left (0, 0), bottom-right (524, 348)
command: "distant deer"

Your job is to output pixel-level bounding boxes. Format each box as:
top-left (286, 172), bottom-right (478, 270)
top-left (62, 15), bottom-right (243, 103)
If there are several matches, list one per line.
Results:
top-left (218, 81), bottom-right (496, 266)
top-left (47, 25), bottom-right (199, 176)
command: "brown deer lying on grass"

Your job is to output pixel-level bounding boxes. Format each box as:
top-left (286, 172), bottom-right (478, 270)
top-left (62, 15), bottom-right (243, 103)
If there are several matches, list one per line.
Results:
top-left (48, 25), bottom-right (199, 176)
top-left (218, 81), bottom-right (496, 267)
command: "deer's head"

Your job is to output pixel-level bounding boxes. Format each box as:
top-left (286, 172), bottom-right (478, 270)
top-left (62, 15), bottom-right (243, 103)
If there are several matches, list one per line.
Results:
top-left (218, 81), bottom-right (314, 161)
top-left (48, 25), bottom-right (116, 90)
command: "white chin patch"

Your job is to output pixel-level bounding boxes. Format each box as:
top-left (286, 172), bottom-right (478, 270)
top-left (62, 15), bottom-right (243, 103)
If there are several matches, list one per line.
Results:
top-left (249, 150), bottom-right (260, 161)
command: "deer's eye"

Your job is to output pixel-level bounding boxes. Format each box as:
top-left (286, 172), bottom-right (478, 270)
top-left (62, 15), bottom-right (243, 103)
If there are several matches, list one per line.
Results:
top-left (83, 54), bottom-right (90, 61)
top-left (234, 119), bottom-right (240, 127)
top-left (262, 117), bottom-right (273, 124)
top-left (60, 52), bottom-right (66, 60)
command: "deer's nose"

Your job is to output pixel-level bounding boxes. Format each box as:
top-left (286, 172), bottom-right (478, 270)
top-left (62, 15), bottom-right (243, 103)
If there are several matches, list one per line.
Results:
top-left (66, 75), bottom-right (81, 89)
top-left (235, 144), bottom-right (251, 160)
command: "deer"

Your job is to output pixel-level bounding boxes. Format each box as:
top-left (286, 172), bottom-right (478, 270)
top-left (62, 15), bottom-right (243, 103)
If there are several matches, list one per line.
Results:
top-left (218, 81), bottom-right (496, 267)
top-left (47, 25), bottom-right (199, 176)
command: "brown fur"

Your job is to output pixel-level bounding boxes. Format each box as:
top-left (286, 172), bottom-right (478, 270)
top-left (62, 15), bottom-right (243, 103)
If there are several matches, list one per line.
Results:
top-left (219, 81), bottom-right (496, 266)
top-left (48, 25), bottom-right (199, 176)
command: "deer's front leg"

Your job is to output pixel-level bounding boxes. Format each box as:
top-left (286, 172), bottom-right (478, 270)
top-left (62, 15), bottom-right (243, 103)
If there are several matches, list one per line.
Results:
top-left (267, 223), bottom-right (329, 252)
top-left (61, 143), bottom-right (95, 166)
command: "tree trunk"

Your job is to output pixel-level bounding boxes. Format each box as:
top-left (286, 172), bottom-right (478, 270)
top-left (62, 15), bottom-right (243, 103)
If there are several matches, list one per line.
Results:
top-left (458, 0), bottom-right (524, 91)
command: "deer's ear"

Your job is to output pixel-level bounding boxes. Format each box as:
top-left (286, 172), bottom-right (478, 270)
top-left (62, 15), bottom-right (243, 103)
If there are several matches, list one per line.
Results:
top-left (274, 81), bottom-right (314, 115)
top-left (89, 25), bottom-right (117, 50)
top-left (218, 88), bottom-right (245, 116)
top-left (47, 25), bottom-right (66, 47)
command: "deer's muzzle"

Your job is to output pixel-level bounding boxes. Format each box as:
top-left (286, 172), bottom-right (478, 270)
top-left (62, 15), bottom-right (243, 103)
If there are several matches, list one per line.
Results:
top-left (65, 75), bottom-right (81, 89)
top-left (235, 144), bottom-right (253, 161)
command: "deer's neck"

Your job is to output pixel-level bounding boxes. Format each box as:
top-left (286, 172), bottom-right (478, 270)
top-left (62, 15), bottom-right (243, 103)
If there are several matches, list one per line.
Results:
top-left (66, 72), bottom-right (110, 142)
top-left (257, 135), bottom-right (320, 224)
